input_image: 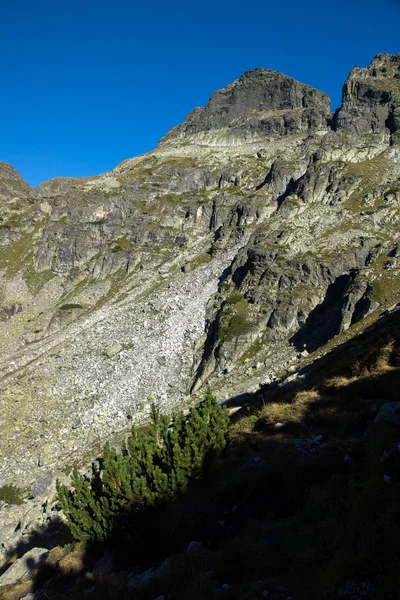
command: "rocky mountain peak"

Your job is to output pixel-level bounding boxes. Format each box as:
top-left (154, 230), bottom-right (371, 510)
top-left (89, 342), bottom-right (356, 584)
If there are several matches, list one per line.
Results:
top-left (335, 53), bottom-right (400, 133)
top-left (160, 67), bottom-right (330, 146)
top-left (0, 161), bottom-right (32, 199)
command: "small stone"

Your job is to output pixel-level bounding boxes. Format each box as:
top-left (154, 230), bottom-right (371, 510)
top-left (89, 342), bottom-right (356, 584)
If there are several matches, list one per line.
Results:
top-left (263, 592), bottom-right (269, 597)
top-left (104, 343), bottom-right (123, 358)
top-left (253, 456), bottom-right (262, 463)
top-left (313, 435), bottom-right (323, 444)
top-left (384, 474), bottom-right (392, 483)
top-left (273, 421), bottom-right (288, 430)
top-left (344, 454), bottom-right (352, 464)
top-left (222, 583), bottom-right (230, 589)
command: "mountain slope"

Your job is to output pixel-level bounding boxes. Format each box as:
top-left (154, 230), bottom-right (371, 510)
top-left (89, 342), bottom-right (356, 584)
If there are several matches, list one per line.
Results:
top-left (0, 53), bottom-right (399, 492)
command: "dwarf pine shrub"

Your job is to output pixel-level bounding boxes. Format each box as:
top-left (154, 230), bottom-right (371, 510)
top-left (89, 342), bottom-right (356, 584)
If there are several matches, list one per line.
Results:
top-left (57, 390), bottom-right (229, 542)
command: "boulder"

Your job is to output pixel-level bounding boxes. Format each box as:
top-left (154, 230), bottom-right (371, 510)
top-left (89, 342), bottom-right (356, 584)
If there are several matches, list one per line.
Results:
top-left (374, 402), bottom-right (400, 427)
top-left (92, 552), bottom-right (114, 577)
top-left (0, 547), bottom-right (49, 587)
top-left (31, 472), bottom-right (57, 500)
top-left (127, 559), bottom-right (170, 590)
top-left (104, 343), bottom-right (123, 358)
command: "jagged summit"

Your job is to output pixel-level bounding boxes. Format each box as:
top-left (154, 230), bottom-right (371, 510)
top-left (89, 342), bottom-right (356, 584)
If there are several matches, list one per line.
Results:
top-left (335, 53), bottom-right (400, 132)
top-left (160, 67), bottom-right (330, 147)
top-left (0, 161), bottom-right (32, 199)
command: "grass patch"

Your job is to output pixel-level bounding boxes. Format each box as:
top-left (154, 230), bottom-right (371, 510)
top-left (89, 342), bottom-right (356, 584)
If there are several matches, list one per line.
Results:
top-left (182, 252), bottom-right (212, 273)
top-left (111, 236), bottom-right (134, 253)
top-left (225, 291), bottom-right (244, 305)
top-left (59, 303), bottom-right (84, 311)
top-left (0, 484), bottom-right (24, 505)
top-left (24, 268), bottom-right (56, 295)
top-left (220, 299), bottom-right (254, 342)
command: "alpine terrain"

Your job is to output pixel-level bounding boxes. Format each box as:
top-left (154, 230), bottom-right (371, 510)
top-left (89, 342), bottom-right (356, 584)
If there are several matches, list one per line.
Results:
top-left (1, 52), bottom-right (400, 600)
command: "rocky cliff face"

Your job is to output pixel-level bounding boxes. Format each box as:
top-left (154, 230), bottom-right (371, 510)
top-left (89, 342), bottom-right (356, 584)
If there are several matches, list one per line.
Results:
top-left (161, 68), bottom-right (330, 146)
top-left (1, 53), bottom-right (400, 495)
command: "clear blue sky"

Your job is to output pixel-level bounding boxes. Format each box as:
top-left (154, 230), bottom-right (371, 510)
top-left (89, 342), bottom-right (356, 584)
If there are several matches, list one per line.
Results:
top-left (1, 0), bottom-right (399, 187)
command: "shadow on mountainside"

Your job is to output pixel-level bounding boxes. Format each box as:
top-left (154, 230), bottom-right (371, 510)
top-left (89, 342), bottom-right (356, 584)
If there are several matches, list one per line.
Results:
top-left (290, 273), bottom-right (356, 353)
top-left (2, 309), bottom-right (400, 600)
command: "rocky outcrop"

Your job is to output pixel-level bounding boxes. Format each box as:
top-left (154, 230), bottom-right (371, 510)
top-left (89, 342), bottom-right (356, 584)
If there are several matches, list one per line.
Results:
top-left (335, 53), bottom-right (400, 135)
top-left (161, 68), bottom-right (330, 146)
top-left (0, 161), bottom-right (32, 200)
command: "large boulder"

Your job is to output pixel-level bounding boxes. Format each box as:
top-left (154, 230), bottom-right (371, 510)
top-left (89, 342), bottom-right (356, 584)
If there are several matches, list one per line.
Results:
top-left (374, 402), bottom-right (400, 427)
top-left (0, 547), bottom-right (49, 587)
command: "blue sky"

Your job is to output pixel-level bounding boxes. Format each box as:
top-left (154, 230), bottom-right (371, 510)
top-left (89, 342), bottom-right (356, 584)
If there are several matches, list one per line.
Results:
top-left (0, 0), bottom-right (399, 187)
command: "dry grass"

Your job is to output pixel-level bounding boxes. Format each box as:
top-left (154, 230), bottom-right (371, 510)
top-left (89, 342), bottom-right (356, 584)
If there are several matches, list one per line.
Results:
top-left (58, 544), bottom-right (87, 577)
top-left (0, 581), bottom-right (33, 600)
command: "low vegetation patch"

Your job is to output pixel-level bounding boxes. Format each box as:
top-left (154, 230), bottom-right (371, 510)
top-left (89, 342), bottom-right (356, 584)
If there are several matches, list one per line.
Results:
top-left (220, 298), bottom-right (254, 342)
top-left (0, 484), bottom-right (24, 505)
top-left (57, 390), bottom-right (229, 542)
top-left (112, 236), bottom-right (134, 253)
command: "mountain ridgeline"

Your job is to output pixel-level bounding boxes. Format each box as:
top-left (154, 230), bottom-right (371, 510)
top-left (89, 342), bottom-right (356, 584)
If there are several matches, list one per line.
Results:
top-left (0, 53), bottom-right (400, 493)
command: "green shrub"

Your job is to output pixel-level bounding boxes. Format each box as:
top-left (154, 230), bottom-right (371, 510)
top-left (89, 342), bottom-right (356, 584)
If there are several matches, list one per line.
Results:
top-left (57, 390), bottom-right (229, 542)
top-left (0, 484), bottom-right (24, 505)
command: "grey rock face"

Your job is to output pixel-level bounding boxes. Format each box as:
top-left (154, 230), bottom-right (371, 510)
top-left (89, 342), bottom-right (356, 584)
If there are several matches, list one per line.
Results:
top-left (31, 472), bottom-right (57, 499)
top-left (335, 53), bottom-right (400, 134)
top-left (0, 547), bottom-right (49, 587)
top-left (161, 68), bottom-right (330, 145)
top-left (0, 161), bottom-right (32, 200)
